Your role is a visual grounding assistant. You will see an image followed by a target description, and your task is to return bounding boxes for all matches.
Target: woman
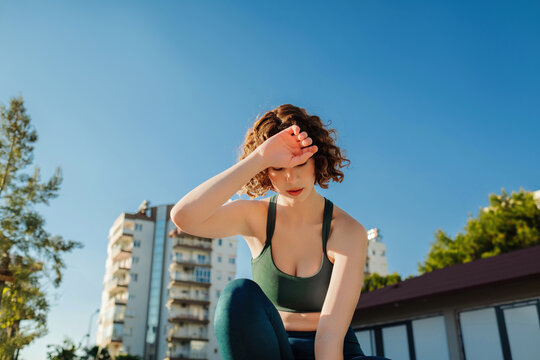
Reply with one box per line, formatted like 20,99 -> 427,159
170,104 -> 390,360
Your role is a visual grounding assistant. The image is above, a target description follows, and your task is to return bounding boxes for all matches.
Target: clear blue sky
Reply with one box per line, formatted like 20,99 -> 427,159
1,1 -> 539,358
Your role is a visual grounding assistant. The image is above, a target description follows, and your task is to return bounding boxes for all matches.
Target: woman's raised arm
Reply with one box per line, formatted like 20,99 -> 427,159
170,124 -> 317,238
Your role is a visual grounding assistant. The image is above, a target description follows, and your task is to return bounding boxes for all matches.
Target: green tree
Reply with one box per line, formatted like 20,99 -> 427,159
46,337 -> 81,360
0,96 -> 83,357
79,346 -> 111,360
0,257 -> 48,360
362,272 -> 403,293
418,188 -> 540,274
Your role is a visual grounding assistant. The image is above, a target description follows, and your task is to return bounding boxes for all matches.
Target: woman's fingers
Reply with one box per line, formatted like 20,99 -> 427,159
297,145 -> 317,162
286,125 -> 300,136
301,137 -> 312,146
286,126 -> 315,152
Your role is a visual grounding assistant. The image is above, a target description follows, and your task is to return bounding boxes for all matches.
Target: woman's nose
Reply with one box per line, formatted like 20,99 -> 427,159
285,169 -> 297,181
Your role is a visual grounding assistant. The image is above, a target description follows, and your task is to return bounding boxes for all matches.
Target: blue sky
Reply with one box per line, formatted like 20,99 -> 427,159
1,0 -> 539,358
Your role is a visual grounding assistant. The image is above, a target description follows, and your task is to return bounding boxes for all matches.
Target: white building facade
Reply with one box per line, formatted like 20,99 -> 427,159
96,201 -> 237,360
365,227 -> 388,276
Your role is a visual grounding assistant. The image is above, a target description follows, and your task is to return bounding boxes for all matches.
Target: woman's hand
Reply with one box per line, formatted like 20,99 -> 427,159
256,125 -> 318,169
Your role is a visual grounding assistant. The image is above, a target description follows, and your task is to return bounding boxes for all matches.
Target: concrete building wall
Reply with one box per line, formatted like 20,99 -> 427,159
156,218 -> 176,360
366,227 -> 388,276
96,202 -> 242,359
97,214 -> 156,357
207,236 -> 238,360
123,218 -> 155,356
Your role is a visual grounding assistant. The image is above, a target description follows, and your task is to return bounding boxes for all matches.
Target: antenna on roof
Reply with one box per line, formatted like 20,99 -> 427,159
138,200 -> 150,214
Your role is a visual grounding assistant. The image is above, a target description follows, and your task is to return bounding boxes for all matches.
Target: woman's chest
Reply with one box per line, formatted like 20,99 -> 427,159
245,217 -> 341,276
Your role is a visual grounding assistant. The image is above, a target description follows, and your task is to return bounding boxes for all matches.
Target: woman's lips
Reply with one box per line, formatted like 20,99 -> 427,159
287,188 -> 303,196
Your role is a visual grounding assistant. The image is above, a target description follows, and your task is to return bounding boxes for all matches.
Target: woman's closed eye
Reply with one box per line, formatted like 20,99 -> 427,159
272,161 -> 307,171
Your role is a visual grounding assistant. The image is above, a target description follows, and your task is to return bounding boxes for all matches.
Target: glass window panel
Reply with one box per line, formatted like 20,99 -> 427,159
459,307 -> 503,360
382,324 -> 410,360
503,305 -> 540,360
412,316 -> 449,360
355,329 -> 375,356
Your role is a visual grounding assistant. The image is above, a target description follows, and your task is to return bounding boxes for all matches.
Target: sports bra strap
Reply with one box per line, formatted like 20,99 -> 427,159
265,195 -> 278,246
322,197 -> 333,252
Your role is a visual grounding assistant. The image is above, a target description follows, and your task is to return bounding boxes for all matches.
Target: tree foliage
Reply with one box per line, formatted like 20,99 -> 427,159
0,257 -> 48,359
0,96 -> 83,358
46,338 -> 80,360
79,346 -> 111,360
418,188 -> 540,274
362,272 -> 403,293
46,340 -> 117,360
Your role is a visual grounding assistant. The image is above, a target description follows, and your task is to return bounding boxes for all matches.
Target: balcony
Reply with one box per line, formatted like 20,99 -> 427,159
102,309 -> 126,326
110,232 -> 133,248
169,311 -> 209,325
169,273 -> 211,288
168,343 -> 209,360
107,277 -> 129,297
109,323 -> 124,344
167,328 -> 209,342
171,255 -> 211,268
168,353 -> 207,360
168,292 -> 210,307
173,238 -> 212,251
111,243 -> 133,262
111,260 -> 131,275
114,298 -> 127,306
107,294 -> 128,307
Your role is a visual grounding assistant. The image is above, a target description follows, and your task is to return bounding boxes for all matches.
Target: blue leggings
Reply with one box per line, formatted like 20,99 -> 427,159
214,278 -> 390,360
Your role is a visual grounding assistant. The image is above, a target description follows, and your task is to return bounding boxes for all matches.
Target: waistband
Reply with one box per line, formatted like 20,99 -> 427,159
285,329 -> 317,337
286,325 -> 354,338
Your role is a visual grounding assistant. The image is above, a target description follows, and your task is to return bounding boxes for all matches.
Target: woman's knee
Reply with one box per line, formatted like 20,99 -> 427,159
221,278 -> 264,303
214,278 -> 265,326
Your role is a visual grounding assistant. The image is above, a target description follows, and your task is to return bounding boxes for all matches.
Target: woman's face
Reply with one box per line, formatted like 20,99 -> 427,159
267,157 -> 316,198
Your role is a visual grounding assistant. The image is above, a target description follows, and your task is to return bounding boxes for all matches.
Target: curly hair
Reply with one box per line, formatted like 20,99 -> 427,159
237,104 -> 351,199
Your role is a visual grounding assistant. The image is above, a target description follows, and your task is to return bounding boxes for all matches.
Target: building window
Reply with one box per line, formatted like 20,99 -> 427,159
229,242 -> 232,247
218,239 -> 222,246
458,300 -> 540,360
195,267 -> 211,283
133,240 -> 141,248
355,315 -> 449,359
216,290 -> 221,298
218,256 -> 222,263
381,250 -> 386,256
372,250 -> 376,256
229,258 -> 235,264
133,256 -> 139,264
128,294 -> 135,299
197,254 -> 207,264
135,224 -> 143,231
131,273 -> 138,281
228,276 -> 232,281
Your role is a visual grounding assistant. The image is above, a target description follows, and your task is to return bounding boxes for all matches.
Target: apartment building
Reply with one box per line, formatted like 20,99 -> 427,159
96,201 -> 237,360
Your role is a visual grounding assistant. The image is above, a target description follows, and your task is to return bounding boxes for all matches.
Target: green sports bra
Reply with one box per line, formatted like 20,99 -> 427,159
250,194 -> 334,313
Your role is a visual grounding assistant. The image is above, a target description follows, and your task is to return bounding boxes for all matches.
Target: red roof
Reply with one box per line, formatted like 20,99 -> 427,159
356,244 -> 540,310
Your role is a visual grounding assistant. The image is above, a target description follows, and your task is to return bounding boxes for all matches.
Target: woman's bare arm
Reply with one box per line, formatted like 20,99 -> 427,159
170,124 -> 317,239
170,150 -> 268,237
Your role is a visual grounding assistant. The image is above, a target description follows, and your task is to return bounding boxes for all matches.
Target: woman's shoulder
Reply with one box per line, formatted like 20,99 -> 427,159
331,202 -> 367,238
